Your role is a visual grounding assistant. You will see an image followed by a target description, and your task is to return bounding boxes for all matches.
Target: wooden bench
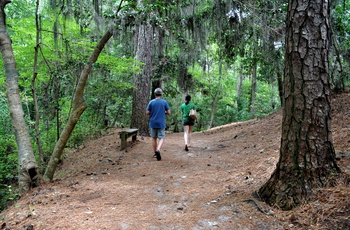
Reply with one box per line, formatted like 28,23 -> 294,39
119,128 -> 138,150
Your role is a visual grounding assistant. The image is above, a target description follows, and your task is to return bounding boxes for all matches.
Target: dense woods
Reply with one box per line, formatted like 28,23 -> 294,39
0,0 -> 349,211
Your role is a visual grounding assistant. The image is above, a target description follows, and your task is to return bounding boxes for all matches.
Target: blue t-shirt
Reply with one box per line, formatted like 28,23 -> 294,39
146,98 -> 170,129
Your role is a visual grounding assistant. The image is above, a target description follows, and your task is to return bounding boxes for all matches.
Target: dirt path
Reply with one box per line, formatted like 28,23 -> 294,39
1,93 -> 350,230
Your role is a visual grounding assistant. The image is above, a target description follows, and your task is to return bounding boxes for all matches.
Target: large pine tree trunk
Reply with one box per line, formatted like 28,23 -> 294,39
131,8 -> 154,136
258,0 -> 340,210
151,24 -> 167,96
0,0 -> 39,192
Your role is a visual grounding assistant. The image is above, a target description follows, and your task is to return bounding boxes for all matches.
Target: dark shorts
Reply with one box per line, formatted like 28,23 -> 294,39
183,119 -> 195,126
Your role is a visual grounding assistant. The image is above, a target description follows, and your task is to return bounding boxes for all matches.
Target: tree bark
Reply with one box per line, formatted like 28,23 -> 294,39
258,0 -> 340,210
236,66 -> 244,110
44,28 -> 114,181
277,70 -> 283,107
0,0 -> 39,193
31,0 -> 45,174
249,62 -> 257,117
131,1 -> 154,136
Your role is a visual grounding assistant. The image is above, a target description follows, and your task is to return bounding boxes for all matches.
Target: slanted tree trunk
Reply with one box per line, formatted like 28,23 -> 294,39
258,0 -> 340,210
44,28 -> 114,181
43,0 -> 125,181
0,0 -> 39,192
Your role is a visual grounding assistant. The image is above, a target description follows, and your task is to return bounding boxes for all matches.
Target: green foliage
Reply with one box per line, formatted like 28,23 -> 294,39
4,0 -> 36,19
0,1 -> 143,167
1,0 -> 346,212
1,0 -> 283,154
0,95 -> 17,159
334,2 -> 350,48
187,59 -> 280,128
332,1 -> 350,88
255,83 -> 280,117
0,96 -> 18,212
0,184 -> 19,211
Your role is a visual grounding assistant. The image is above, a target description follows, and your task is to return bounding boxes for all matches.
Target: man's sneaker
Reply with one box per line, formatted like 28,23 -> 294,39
155,150 -> 161,161
185,145 -> 189,151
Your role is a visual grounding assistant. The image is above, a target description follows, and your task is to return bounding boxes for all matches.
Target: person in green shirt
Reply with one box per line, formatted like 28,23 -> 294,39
180,95 -> 197,151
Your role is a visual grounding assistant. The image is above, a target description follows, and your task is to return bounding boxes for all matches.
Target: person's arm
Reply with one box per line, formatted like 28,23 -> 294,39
146,101 -> 151,115
165,101 -> 171,115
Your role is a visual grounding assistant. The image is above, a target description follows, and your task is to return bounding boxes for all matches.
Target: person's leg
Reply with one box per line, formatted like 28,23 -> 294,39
154,129 -> 165,161
150,128 -> 157,152
188,125 -> 193,147
183,125 -> 189,151
152,138 -> 157,152
157,138 -> 164,151
184,125 -> 189,145
154,139 -> 162,161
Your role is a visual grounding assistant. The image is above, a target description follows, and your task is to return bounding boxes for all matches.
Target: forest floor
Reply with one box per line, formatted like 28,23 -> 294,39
1,93 -> 350,230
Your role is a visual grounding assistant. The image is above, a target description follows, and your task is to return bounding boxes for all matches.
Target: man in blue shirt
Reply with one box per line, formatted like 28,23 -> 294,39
146,88 -> 171,161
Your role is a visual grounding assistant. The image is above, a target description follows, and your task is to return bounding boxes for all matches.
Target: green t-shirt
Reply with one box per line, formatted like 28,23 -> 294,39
180,102 -> 196,121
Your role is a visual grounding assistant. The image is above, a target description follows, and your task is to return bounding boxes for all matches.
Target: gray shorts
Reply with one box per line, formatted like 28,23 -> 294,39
150,128 -> 166,139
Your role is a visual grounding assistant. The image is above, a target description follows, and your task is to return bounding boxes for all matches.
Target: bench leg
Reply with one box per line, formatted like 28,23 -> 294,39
132,134 -> 137,141
120,133 -> 127,150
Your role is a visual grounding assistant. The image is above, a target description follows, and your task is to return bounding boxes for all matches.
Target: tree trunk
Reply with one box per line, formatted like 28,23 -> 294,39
0,0 -> 39,193
330,25 -> 344,92
236,67 -> 244,110
258,0 -> 340,210
207,0 -> 223,129
112,98 -> 125,127
277,70 -> 283,107
208,92 -> 218,129
31,0 -> 45,174
249,62 -> 257,117
44,28 -> 114,181
131,4 -> 154,136
151,26 -> 164,99
45,2 -> 125,180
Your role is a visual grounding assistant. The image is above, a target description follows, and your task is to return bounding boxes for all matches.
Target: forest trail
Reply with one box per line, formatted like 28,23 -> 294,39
1,93 -> 350,230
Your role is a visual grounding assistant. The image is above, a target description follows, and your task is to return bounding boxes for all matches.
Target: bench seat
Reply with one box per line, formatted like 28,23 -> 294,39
119,128 -> 138,150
